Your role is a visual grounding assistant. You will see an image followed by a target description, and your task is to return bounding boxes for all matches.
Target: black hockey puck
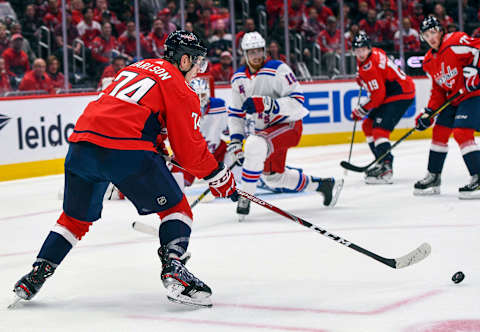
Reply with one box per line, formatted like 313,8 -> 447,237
452,271 -> 465,284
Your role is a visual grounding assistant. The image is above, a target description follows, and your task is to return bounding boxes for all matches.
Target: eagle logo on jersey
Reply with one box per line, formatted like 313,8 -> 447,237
362,62 -> 372,71
434,62 -> 458,89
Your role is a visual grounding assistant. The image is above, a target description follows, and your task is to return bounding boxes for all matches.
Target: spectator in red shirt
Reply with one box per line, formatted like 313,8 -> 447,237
0,23 -> 9,56
378,9 -> 397,43
3,34 -> 30,79
394,17 -> 420,52
19,58 -> 54,94
433,4 -> 453,31
0,58 -> 12,96
308,0 -> 333,26
145,18 -> 168,58
359,9 -> 383,43
408,3 -> 425,31
266,40 -> 287,63
70,0 -> 85,25
209,51 -> 233,82
472,26 -> 480,39
98,55 -> 126,90
118,21 -> 148,61
46,55 -> 69,91
317,16 -> 347,77
235,18 -> 256,49
90,22 -> 119,74
77,7 -> 102,47
281,0 -> 307,32
43,0 -> 62,29
10,23 -> 37,65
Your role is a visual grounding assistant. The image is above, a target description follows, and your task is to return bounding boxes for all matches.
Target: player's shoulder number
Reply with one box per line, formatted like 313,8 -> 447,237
109,70 -> 156,103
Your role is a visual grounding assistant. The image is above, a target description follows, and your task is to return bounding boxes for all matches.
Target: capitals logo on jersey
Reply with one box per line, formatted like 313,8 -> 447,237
434,62 -> 458,89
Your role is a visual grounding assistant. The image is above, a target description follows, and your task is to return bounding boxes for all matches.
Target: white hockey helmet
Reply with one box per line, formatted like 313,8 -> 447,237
241,31 -> 266,67
190,77 -> 210,108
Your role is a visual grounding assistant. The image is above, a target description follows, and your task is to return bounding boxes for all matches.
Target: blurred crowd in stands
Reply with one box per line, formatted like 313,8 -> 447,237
0,0 -> 479,96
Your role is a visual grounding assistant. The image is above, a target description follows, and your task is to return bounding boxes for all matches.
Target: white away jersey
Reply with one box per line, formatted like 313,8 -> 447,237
228,60 -> 308,141
200,97 -> 228,154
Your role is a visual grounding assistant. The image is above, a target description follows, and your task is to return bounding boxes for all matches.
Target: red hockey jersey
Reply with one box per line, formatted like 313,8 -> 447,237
422,32 -> 480,110
357,47 -> 415,111
69,58 -> 218,179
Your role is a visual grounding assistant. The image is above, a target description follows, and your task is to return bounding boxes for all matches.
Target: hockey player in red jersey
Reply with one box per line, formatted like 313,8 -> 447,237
352,31 -> 415,184
11,31 -> 237,308
414,16 -> 480,199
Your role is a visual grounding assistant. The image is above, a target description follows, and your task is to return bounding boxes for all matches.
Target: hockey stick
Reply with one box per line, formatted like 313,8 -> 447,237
340,90 -> 463,173
236,190 -> 431,269
132,190 -> 431,269
343,87 -> 362,176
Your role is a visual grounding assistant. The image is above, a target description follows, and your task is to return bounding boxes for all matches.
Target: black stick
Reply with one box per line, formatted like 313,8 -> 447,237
340,90 -> 463,173
237,189 -> 431,269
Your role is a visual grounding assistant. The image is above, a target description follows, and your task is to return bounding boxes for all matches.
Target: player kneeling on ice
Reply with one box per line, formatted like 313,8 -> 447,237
227,31 -> 343,221
11,30 -> 237,309
413,16 -> 480,199
352,31 -> 415,184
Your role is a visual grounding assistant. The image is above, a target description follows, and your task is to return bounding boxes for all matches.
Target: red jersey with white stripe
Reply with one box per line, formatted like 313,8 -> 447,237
357,47 -> 415,111
422,32 -> 480,110
69,58 -> 218,179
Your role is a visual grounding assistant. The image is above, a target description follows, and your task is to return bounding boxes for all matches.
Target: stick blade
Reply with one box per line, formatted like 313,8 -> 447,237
394,243 -> 431,269
340,161 -> 367,173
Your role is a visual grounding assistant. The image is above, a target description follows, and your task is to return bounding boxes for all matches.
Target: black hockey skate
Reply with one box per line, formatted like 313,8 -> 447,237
365,160 -> 393,184
158,246 -> 212,308
414,172 -> 441,195
311,177 -> 343,207
236,196 -> 250,222
10,260 -> 56,308
459,174 -> 480,199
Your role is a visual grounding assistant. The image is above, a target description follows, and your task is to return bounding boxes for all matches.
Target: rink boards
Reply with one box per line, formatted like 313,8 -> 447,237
0,77 -> 437,181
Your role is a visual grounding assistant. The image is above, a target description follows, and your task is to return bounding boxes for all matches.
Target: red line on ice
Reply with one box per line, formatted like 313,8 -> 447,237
214,290 -> 443,316
126,315 -> 329,331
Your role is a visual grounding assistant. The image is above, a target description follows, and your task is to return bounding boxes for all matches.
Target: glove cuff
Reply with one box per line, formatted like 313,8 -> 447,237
204,162 -> 225,181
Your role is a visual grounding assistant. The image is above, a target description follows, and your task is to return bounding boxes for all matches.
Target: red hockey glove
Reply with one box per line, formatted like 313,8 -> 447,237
226,139 -> 244,166
241,96 -> 278,115
463,65 -> 480,93
351,105 -> 368,121
415,108 -> 435,131
204,163 -> 238,201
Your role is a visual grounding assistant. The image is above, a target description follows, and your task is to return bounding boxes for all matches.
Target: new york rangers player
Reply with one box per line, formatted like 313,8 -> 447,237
227,31 -> 343,221
11,30 -> 237,308
414,16 -> 480,199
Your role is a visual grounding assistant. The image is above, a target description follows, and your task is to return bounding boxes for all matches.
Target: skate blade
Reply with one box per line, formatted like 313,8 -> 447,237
327,179 -> 344,208
237,214 -> 247,222
166,284 -> 212,308
413,187 -> 440,196
458,191 -> 480,200
364,177 -> 393,185
7,295 -> 22,309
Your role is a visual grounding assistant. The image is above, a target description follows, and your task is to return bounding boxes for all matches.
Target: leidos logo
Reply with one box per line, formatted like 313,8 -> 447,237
0,113 -> 11,131
17,115 -> 75,150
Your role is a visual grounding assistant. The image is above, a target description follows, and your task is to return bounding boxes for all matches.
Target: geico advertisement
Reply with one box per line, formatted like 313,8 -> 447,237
216,78 -> 431,135
0,95 -> 96,165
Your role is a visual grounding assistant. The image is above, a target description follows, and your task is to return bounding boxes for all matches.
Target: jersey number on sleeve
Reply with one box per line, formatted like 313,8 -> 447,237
367,79 -> 379,91
285,73 -> 297,85
109,71 -> 156,103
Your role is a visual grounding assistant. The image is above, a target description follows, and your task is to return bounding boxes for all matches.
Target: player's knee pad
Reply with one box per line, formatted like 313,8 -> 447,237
56,212 -> 92,241
244,135 -> 268,165
453,127 -> 475,146
157,195 -> 193,228
432,125 -> 452,144
362,118 -> 374,136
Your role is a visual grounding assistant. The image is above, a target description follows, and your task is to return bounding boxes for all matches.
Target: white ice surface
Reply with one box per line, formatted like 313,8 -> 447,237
1,139 -> 479,332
